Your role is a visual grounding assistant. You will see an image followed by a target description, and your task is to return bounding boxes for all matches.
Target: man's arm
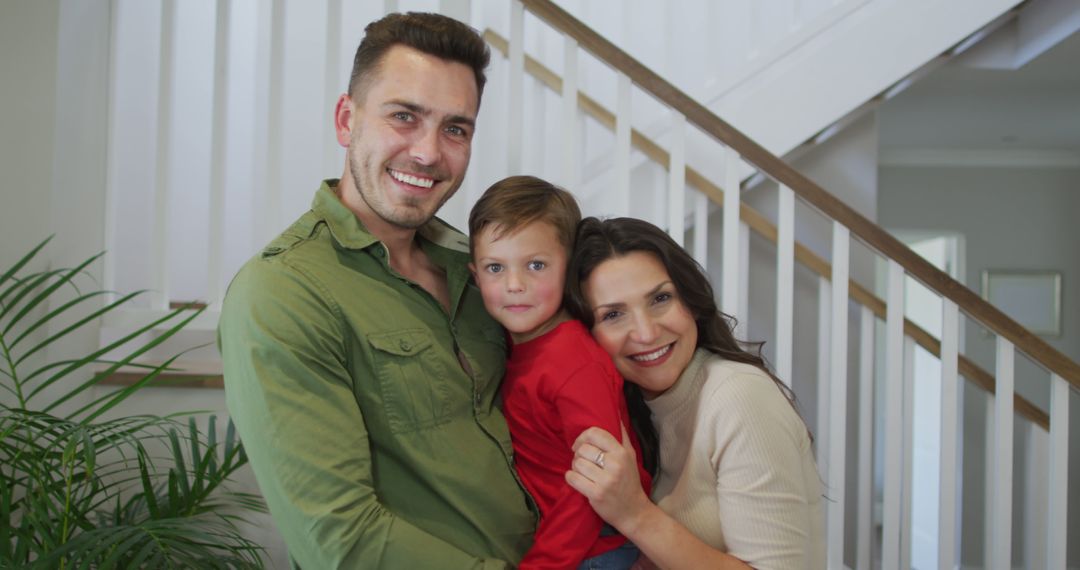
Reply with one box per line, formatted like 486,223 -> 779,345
219,261 -> 510,569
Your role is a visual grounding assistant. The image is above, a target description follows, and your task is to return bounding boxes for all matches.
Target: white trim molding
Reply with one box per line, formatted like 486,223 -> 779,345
880,147 -> 1080,168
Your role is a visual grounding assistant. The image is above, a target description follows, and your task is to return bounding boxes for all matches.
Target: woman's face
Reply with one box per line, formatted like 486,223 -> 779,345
583,251 -> 698,399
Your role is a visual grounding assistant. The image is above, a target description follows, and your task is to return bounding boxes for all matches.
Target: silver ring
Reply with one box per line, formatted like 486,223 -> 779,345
594,450 -> 605,469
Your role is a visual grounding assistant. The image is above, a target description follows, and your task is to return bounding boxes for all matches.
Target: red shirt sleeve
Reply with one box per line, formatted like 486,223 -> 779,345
517,361 -> 625,570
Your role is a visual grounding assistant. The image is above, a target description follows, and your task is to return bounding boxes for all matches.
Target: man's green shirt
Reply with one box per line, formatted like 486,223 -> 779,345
218,181 -> 536,569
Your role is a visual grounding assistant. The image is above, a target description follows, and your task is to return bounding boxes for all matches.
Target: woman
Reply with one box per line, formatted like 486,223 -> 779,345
564,217 -> 824,570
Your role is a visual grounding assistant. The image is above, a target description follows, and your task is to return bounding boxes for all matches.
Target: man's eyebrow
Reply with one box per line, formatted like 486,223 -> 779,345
385,100 -> 428,115
385,99 -> 475,128
447,114 -> 476,129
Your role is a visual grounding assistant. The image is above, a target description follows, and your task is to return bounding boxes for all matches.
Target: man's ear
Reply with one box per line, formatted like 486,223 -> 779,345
333,94 -> 354,147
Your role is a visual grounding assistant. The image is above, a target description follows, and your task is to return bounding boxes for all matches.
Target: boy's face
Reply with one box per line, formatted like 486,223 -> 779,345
470,221 -> 569,344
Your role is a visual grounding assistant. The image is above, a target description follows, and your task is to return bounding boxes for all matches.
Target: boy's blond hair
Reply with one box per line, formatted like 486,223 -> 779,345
468,175 -> 581,255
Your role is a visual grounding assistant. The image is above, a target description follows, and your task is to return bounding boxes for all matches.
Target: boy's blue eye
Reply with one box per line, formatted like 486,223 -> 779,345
486,263 -> 503,273
527,260 -> 546,271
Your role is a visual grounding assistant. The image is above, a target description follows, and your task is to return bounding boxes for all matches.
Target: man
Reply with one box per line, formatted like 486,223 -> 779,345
218,13 -> 536,569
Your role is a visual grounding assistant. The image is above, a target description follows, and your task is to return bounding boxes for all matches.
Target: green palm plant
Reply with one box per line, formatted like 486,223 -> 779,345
0,237 -> 266,569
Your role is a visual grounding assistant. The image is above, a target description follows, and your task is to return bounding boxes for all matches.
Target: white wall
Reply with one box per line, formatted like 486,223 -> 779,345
0,0 -> 57,277
0,0 -> 59,408
879,164 -> 1080,568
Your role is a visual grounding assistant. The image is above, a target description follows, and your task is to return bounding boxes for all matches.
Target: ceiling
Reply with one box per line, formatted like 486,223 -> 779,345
878,25 -> 1080,155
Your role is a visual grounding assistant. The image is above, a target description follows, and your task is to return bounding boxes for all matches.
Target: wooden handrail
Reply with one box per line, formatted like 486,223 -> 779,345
516,0 -> 1080,391
485,28 -> 1051,429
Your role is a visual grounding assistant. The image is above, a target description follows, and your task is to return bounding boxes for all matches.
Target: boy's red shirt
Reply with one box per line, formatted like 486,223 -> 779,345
502,319 -> 653,570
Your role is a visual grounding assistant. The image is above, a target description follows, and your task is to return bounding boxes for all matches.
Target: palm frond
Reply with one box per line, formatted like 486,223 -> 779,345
1,240 -> 266,568
1,251 -> 103,337
0,236 -> 52,292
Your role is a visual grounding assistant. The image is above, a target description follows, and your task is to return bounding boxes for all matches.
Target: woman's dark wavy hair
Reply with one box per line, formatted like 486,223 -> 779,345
565,217 -> 808,475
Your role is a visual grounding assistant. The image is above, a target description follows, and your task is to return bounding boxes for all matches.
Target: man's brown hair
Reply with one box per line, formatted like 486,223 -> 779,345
348,12 -> 490,106
468,176 -> 582,256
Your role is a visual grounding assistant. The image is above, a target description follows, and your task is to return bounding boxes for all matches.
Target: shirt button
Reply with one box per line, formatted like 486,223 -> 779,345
399,340 -> 412,352
474,392 -> 481,406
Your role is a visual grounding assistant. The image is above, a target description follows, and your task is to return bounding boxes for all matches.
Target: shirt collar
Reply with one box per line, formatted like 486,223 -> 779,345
312,179 -> 471,254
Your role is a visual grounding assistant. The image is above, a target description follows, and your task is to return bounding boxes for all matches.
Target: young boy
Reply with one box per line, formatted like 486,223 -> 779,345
468,175 -> 652,570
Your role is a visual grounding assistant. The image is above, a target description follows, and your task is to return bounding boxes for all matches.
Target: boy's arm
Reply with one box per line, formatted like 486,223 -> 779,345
517,361 -> 627,570
219,263 -> 510,570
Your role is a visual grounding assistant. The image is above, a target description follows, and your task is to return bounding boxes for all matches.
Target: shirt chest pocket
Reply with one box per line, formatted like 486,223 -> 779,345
367,329 -> 453,434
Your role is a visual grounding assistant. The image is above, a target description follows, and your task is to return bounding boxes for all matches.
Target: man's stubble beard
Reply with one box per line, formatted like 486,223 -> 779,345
347,134 -> 461,231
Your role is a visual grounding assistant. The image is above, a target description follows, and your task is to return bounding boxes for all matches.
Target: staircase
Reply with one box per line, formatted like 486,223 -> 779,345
62,0 -> 1079,568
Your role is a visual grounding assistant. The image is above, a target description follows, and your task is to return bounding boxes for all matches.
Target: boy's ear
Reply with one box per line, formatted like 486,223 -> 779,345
468,261 -> 478,280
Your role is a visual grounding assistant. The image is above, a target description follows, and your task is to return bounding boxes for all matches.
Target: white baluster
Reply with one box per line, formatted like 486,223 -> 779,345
207,0 -> 232,307
528,74 -> 546,174
253,0 -> 285,245
938,299 -> 960,570
983,393 -> 995,570
1025,420 -> 1047,570
775,184 -> 794,383
901,336 -> 914,570
693,190 -> 708,270
322,0 -> 343,180
614,74 -> 631,217
1047,373 -> 1069,570
991,337 -> 1014,570
737,221 -> 750,338
667,114 -> 686,246
561,36 -> 579,190
827,222 -> 849,569
856,305 -> 874,570
103,0 -> 123,303
817,275 -> 831,479
152,0 -> 177,310
721,148 -> 740,320
507,0 -> 524,173
439,0 -> 470,21
882,260 -> 904,570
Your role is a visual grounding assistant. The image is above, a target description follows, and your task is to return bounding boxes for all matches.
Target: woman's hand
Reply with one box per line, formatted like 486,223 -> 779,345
567,424 -> 753,570
565,424 -> 653,535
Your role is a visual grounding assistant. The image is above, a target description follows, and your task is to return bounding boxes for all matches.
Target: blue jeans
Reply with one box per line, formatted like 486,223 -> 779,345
577,527 -> 640,570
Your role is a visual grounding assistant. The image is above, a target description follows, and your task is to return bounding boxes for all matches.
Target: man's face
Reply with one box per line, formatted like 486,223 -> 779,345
341,45 -> 478,230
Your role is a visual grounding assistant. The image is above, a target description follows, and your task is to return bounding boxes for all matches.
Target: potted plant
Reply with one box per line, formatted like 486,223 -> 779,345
0,238 -> 266,568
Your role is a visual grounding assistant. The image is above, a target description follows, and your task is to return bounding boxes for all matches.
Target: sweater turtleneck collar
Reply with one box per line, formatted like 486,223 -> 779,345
644,348 -> 713,417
